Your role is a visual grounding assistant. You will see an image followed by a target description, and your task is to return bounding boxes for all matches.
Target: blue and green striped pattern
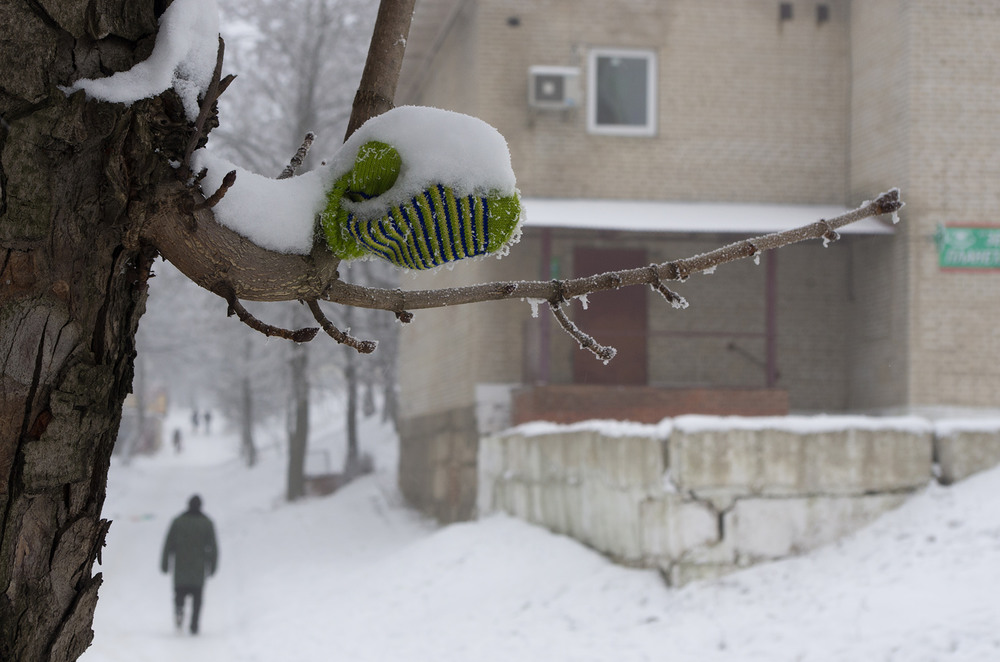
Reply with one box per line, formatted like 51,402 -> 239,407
321,141 -> 521,270
341,187 -> 518,270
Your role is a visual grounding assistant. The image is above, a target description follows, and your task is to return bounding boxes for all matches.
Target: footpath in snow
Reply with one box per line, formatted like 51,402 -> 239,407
82,408 -> 1000,662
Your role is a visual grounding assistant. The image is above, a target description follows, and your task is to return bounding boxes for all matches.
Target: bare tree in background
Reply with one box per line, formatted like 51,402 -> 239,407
0,0 -> 899,658
210,0 -> 396,497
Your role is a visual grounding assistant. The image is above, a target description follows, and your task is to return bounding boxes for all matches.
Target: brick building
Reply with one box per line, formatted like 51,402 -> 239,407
390,0 -> 1000,521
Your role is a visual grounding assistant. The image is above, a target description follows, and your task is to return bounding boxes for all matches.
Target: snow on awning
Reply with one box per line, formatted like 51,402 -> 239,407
520,198 -> 895,235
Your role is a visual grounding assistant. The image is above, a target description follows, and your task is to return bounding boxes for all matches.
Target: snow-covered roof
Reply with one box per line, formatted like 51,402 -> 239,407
521,198 -> 896,235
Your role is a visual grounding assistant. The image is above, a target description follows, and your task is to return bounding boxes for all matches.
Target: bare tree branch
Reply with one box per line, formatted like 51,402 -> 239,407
183,36 -> 234,171
221,287 -> 320,342
344,0 -> 416,139
306,299 -> 377,353
650,273 -> 689,309
550,302 -> 617,363
321,189 -> 903,312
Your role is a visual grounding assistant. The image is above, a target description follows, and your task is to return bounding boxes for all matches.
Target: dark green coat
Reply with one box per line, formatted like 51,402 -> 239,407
161,510 -> 218,587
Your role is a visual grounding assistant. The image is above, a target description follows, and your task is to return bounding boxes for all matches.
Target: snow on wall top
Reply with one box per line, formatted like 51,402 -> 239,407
672,414 -> 933,435
507,419 -> 673,439
506,415 -> 936,438
934,418 -> 1000,437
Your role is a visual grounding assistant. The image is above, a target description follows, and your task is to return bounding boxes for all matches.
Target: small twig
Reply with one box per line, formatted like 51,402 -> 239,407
183,36 -> 229,171
306,299 -> 377,354
820,220 -> 840,247
196,170 -> 236,210
218,73 -> 236,96
278,133 -> 316,180
549,302 -> 617,363
221,288 -> 319,342
649,265 -> 689,309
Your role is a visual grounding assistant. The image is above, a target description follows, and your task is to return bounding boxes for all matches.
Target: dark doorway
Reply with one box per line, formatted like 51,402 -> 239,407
572,247 -> 648,385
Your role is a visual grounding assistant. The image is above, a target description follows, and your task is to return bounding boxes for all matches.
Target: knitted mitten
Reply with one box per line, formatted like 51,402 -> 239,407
320,140 -> 522,270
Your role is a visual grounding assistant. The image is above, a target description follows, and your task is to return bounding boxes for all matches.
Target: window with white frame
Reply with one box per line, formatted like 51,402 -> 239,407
587,48 -> 657,136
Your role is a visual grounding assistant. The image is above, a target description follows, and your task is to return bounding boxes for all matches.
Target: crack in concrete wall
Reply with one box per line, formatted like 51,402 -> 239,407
480,420 -> 1000,585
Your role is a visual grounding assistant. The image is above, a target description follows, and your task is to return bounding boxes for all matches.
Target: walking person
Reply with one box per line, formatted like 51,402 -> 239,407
161,495 -> 218,634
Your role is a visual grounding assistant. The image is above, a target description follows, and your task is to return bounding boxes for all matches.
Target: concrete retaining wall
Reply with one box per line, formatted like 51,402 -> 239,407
478,416 -> 1000,585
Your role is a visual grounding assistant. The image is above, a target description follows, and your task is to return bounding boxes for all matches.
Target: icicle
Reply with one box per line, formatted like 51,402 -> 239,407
526,299 -> 542,318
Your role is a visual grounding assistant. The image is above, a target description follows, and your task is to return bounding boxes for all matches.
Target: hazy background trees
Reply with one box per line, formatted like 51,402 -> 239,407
133,0 -> 398,499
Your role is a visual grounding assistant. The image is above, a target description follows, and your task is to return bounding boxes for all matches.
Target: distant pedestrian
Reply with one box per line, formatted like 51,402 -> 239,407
172,429 -> 182,454
191,410 -> 200,434
203,410 -> 212,434
161,495 -> 218,635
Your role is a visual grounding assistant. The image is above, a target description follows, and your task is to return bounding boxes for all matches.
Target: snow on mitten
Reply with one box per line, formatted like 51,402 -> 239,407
320,106 -> 522,270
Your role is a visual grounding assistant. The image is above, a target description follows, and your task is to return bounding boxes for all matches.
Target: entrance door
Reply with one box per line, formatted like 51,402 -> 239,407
572,247 -> 648,385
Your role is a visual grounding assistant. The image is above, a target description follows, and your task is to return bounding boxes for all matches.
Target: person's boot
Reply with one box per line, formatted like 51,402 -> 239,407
190,621 -> 199,635
174,610 -> 183,631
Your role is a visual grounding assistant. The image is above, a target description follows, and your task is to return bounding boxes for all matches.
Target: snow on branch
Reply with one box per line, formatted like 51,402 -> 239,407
134,0 -> 903,359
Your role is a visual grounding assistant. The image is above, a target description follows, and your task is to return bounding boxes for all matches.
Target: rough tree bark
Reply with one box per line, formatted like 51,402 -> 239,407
0,2 -> 196,659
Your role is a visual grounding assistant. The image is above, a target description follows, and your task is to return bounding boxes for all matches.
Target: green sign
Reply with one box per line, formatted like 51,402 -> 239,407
937,226 -> 1000,269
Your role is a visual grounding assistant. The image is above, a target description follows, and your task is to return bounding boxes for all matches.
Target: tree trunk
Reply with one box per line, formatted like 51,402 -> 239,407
0,3 -> 181,658
0,0 -> 198,662
240,375 -> 257,468
343,307 -> 360,474
285,331 -> 310,501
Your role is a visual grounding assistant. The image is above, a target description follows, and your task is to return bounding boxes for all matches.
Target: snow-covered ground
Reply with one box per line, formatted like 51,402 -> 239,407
82,405 -> 1000,662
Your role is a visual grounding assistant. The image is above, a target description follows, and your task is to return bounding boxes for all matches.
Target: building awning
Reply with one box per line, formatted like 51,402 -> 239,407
521,198 -> 895,235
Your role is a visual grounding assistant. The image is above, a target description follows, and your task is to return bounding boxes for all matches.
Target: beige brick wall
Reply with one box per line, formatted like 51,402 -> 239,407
850,0 -> 1000,410
397,0 -> 1000,428
419,0 -> 851,205
905,1 -> 1000,408
401,227 -> 860,413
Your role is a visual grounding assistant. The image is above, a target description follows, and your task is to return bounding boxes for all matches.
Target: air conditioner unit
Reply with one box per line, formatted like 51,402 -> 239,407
528,66 -> 580,110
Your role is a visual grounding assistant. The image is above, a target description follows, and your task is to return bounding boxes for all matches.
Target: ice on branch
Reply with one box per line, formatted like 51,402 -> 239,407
62,0 -> 220,120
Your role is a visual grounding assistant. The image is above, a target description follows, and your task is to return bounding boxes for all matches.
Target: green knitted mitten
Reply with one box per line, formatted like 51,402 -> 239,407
321,140 -> 522,270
